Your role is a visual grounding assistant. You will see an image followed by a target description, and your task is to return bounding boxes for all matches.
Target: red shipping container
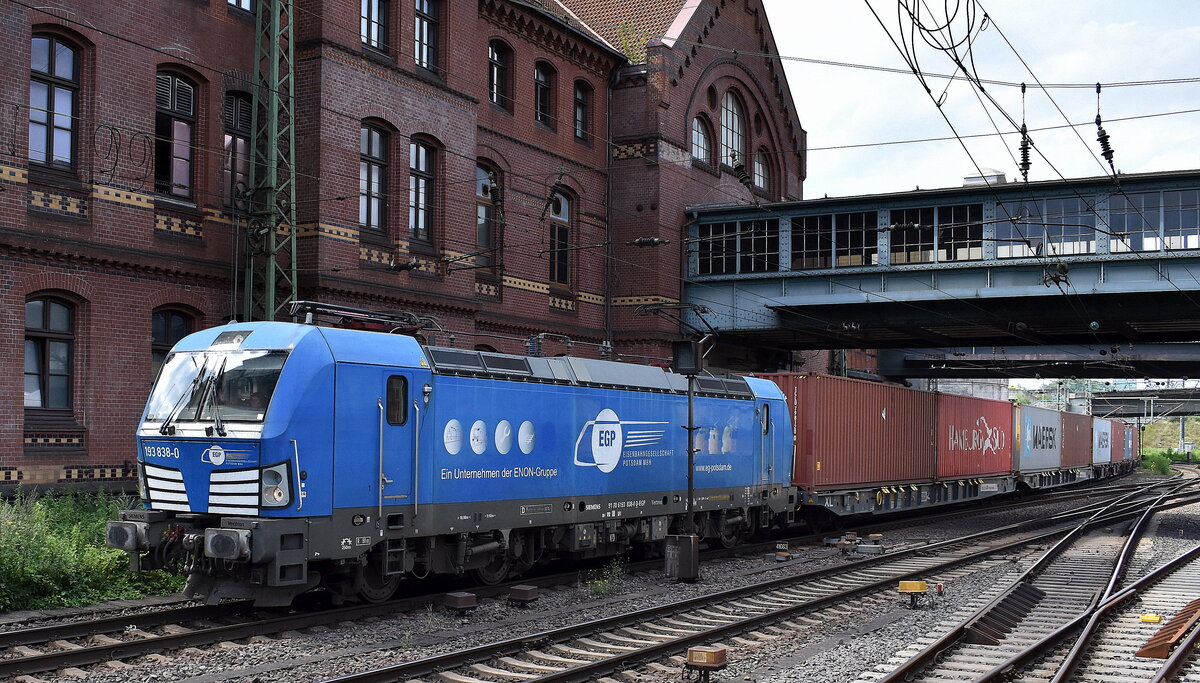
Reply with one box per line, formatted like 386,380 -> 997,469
757,373 -> 935,490
935,394 -> 1014,478
1111,421 -> 1126,462
1061,411 -> 1093,467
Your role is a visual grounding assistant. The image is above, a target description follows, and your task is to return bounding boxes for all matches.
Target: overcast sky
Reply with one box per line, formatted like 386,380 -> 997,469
758,1 -> 1200,199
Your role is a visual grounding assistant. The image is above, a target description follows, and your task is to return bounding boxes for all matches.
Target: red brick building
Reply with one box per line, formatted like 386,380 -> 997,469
0,0 -> 805,490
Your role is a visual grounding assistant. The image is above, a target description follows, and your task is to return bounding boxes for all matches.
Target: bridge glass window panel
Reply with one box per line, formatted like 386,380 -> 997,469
835,211 -> 878,267
996,200 -> 1038,258
697,222 -> 738,275
888,207 -> 935,264
1110,192 -> 1160,252
738,219 -> 779,274
791,214 -> 832,270
1041,198 -> 1095,256
1163,189 -> 1200,250
937,203 -> 983,261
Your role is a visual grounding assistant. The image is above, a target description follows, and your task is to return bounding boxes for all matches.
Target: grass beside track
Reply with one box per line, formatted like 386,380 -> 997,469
0,489 -> 183,613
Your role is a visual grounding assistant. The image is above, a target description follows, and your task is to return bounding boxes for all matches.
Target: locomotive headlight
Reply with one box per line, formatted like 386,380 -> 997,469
136,466 -> 147,501
259,462 -> 291,507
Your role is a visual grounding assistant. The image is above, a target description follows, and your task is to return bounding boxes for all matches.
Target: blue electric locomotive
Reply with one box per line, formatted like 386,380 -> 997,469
107,313 -> 793,605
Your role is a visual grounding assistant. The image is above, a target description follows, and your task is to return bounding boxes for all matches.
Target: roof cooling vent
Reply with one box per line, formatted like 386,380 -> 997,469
963,168 -> 1007,186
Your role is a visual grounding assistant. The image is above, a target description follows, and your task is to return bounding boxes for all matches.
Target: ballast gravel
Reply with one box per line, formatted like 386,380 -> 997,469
12,473 -> 1196,683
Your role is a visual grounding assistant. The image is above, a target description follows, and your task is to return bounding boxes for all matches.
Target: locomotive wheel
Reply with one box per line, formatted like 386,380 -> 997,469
357,560 -> 402,603
471,555 -> 511,585
718,526 -> 745,549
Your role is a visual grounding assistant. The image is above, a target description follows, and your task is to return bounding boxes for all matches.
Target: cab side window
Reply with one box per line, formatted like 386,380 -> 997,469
386,375 -> 408,425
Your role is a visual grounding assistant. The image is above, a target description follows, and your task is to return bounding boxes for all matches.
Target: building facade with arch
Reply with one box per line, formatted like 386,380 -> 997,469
0,0 -> 805,490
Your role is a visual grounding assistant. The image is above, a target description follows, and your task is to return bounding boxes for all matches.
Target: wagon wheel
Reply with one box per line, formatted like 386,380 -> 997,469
357,556 -> 402,603
472,554 -> 511,586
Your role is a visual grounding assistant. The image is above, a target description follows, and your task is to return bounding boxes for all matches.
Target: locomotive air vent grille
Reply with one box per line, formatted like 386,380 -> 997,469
144,463 -> 191,512
695,377 -> 728,393
722,377 -> 753,396
480,353 -> 532,375
427,348 -> 486,372
208,467 -> 260,515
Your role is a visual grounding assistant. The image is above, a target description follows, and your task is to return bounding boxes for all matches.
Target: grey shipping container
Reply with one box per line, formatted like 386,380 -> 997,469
1092,418 -> 1113,464
1014,405 -> 1062,472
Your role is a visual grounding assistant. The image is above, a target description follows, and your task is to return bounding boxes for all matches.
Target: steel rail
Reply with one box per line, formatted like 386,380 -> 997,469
874,489 -> 1200,683
1046,545 -> 1200,683
324,488 -> 1198,683
0,601 -> 251,649
0,476 -> 1165,679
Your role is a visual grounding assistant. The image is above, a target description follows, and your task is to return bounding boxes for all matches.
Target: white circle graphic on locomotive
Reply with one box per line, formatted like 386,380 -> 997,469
495,420 -> 513,454
444,419 -> 463,455
203,444 -> 226,466
518,420 -> 536,454
470,420 -> 488,454
591,408 -> 624,473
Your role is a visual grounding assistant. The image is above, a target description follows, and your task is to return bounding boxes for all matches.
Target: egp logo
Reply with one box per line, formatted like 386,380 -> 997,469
201,444 -> 227,466
573,409 -> 666,474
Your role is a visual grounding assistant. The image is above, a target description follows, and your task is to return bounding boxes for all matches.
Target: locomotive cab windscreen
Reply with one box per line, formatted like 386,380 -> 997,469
144,349 -> 287,433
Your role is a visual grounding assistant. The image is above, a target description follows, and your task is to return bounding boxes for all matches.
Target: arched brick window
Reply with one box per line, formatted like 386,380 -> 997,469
691,116 -> 713,165
29,34 -> 79,168
152,309 -> 194,377
25,297 -> 73,409
155,71 -> 197,197
534,61 -> 556,128
720,90 -> 745,167
360,124 -> 388,232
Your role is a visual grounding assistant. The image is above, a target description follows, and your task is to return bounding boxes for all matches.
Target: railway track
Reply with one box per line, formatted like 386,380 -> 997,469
862,483 -> 1198,683
313,487 -> 1197,683
1039,546 -> 1200,682
0,478 -> 1179,680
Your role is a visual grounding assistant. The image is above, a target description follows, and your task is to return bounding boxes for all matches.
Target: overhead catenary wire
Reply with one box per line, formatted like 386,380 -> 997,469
8,0 -> 1197,379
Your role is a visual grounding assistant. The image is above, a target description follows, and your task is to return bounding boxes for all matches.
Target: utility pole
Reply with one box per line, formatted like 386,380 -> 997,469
243,0 -> 298,321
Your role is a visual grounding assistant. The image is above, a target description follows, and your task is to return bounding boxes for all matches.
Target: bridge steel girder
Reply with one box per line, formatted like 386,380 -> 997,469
687,252 -> 1200,351
877,343 -> 1200,381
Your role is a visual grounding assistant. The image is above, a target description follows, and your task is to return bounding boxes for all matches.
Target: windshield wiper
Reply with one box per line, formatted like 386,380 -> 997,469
204,357 -> 229,437
159,358 -> 206,436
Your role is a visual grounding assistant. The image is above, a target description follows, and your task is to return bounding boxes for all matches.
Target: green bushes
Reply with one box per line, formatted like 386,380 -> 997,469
1140,452 -> 1173,475
0,489 -> 183,612
1141,447 -> 1193,462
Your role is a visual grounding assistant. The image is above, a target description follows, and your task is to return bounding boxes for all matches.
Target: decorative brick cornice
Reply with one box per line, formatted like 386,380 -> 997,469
480,0 -> 619,79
